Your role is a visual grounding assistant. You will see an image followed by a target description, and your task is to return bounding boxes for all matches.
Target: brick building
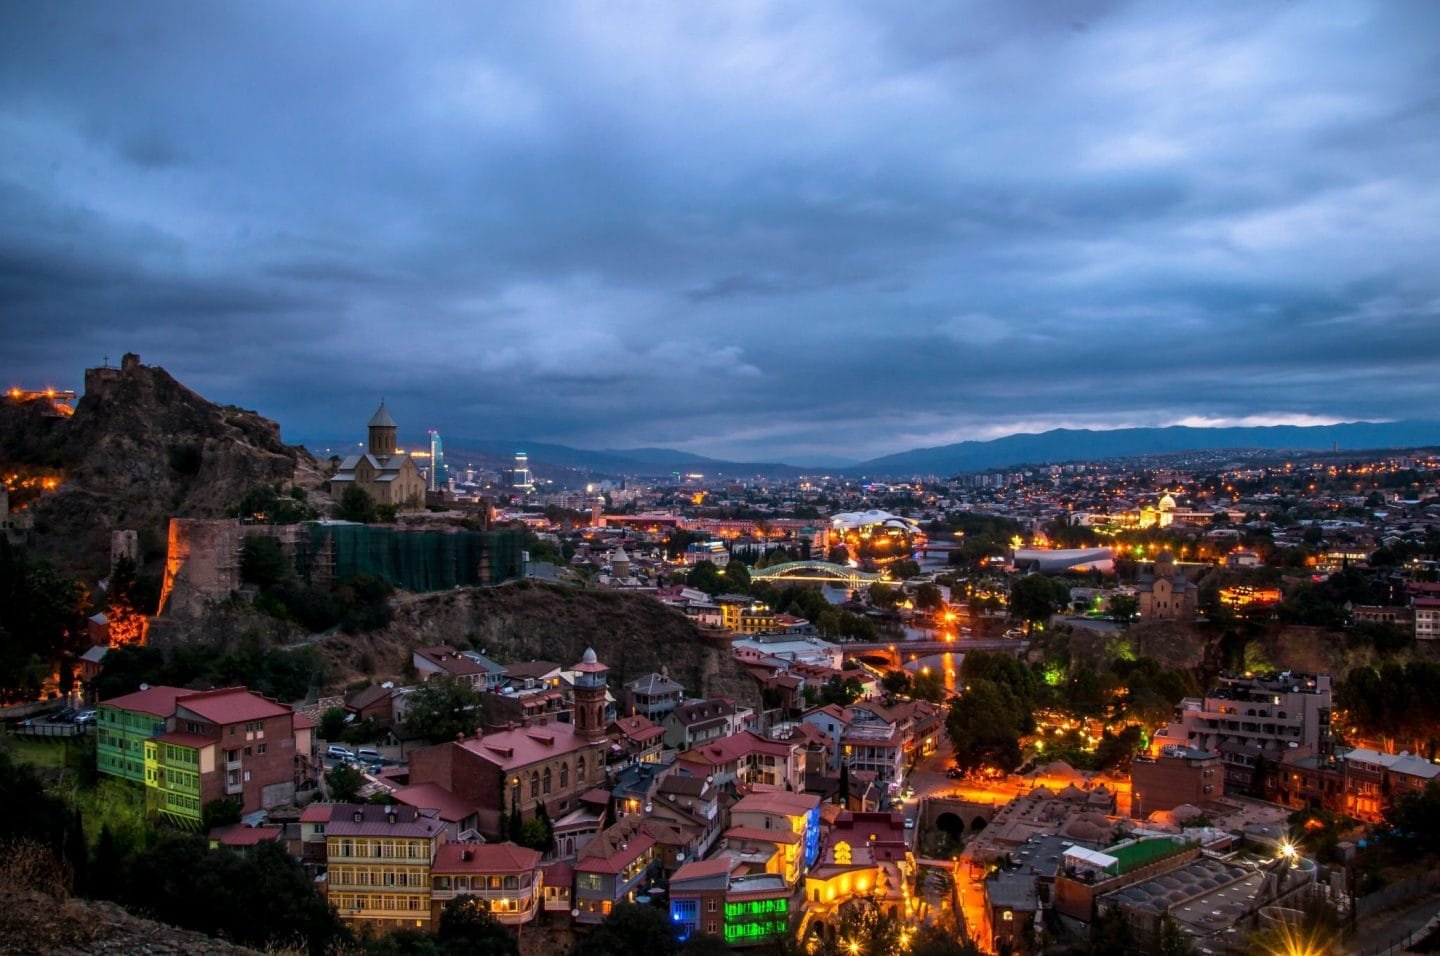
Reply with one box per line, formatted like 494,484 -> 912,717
408,650 -> 610,838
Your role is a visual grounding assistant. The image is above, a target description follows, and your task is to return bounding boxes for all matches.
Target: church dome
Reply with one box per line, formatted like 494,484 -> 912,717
368,402 -> 397,428
581,647 -> 597,664
1158,493 -> 1177,511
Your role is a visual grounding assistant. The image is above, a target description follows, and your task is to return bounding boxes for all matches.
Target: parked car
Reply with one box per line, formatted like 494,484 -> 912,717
904,817 -> 916,830
73,710 -> 97,725
326,745 -> 354,761
356,748 -> 382,763
946,768 -> 963,779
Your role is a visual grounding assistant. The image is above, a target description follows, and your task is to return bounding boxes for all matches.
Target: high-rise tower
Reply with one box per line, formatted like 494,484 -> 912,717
572,648 -> 609,744
427,429 -> 449,492
512,451 -> 534,493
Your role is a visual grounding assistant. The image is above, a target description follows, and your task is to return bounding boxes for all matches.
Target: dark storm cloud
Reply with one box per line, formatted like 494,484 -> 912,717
2,1 -> 1439,463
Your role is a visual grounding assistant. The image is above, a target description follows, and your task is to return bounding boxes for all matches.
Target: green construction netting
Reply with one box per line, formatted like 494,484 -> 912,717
305,524 -> 525,592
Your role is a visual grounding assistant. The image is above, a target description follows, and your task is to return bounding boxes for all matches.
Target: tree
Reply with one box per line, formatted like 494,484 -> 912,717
240,535 -> 289,589
231,482 -> 317,524
400,675 -> 484,742
947,681 -> 1026,773
880,670 -> 912,698
437,896 -> 520,955
577,902 -> 679,956
202,797 -> 243,830
335,485 -> 377,523
820,676 -> 864,707
685,560 -> 726,596
909,925 -> 982,956
114,835 -> 349,954
724,561 -> 752,591
1108,594 -> 1139,623
326,762 -> 364,802
911,668 -> 946,703
1009,574 -> 1070,632
516,808 -> 552,852
318,706 -> 350,741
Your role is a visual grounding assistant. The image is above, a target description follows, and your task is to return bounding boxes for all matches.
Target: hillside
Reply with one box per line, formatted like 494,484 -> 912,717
0,354 -> 326,577
306,581 -> 759,705
0,889 -> 260,956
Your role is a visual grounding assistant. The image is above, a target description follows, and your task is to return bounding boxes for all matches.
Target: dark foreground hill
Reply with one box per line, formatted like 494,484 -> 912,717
0,888 -> 259,956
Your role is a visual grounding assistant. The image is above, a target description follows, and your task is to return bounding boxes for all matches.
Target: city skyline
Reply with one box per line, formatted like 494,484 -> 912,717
3,2 -> 1439,462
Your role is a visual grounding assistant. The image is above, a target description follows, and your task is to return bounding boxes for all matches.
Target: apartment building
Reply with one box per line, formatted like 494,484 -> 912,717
1151,673 -> 1333,794
98,684 -> 313,827
324,804 -> 447,932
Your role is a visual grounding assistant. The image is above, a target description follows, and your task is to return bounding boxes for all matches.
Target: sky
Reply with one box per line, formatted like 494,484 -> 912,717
3,2 -> 1439,465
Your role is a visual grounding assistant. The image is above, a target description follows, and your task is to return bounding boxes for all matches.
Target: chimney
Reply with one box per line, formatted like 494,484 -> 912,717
386,805 -> 397,825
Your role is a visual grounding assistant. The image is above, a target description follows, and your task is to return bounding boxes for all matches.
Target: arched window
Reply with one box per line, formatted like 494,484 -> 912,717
577,755 -> 586,783
560,762 -> 570,789
511,780 -> 521,808
530,771 -> 540,798
543,767 -> 552,795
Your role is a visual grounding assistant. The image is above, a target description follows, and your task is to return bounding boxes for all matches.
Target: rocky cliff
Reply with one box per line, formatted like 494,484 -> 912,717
309,580 -> 760,705
0,354 -> 325,578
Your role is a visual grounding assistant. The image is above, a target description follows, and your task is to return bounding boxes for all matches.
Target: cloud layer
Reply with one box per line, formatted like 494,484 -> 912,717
2,1 -> 1438,463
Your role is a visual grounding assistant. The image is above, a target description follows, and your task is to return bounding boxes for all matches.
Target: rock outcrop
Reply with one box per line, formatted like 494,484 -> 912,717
0,354 -> 323,578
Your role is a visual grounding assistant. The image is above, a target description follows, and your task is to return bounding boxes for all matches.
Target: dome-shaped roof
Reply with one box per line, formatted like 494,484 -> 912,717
581,647 -> 597,664
369,402 -> 397,428
1158,493 -> 1177,511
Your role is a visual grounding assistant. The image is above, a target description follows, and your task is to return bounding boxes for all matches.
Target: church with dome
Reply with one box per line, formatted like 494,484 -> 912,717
329,402 -> 426,509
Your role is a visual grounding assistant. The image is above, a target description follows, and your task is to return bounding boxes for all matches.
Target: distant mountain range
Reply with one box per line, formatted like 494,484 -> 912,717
848,420 -> 1440,476
302,420 -> 1440,481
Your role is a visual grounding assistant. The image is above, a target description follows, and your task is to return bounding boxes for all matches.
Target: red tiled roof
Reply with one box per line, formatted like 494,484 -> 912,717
724,825 -> 800,845
176,687 -> 291,725
415,646 -> 485,676
391,783 -> 474,823
211,824 -> 284,846
324,803 -> 445,838
542,860 -> 574,886
732,790 -> 820,817
455,722 -> 592,771
576,832 -> 655,874
681,730 -> 794,767
671,857 -> 737,883
301,804 -> 334,823
100,684 -> 188,718
293,711 -> 316,730
432,841 -> 541,875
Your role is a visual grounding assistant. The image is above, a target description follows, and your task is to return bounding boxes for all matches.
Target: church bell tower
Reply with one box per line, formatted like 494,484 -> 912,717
572,648 -> 609,744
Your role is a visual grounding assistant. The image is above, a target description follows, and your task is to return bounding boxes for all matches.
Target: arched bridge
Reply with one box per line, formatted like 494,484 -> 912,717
751,560 -> 886,588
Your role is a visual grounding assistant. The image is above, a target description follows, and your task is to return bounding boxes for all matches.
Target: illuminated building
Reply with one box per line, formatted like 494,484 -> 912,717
801,811 -> 913,938
1218,585 -> 1282,608
1151,673 -> 1334,794
511,451 -> 534,493
426,429 -> 448,492
428,842 -> 543,926
669,861 -> 792,945
826,510 -> 924,567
